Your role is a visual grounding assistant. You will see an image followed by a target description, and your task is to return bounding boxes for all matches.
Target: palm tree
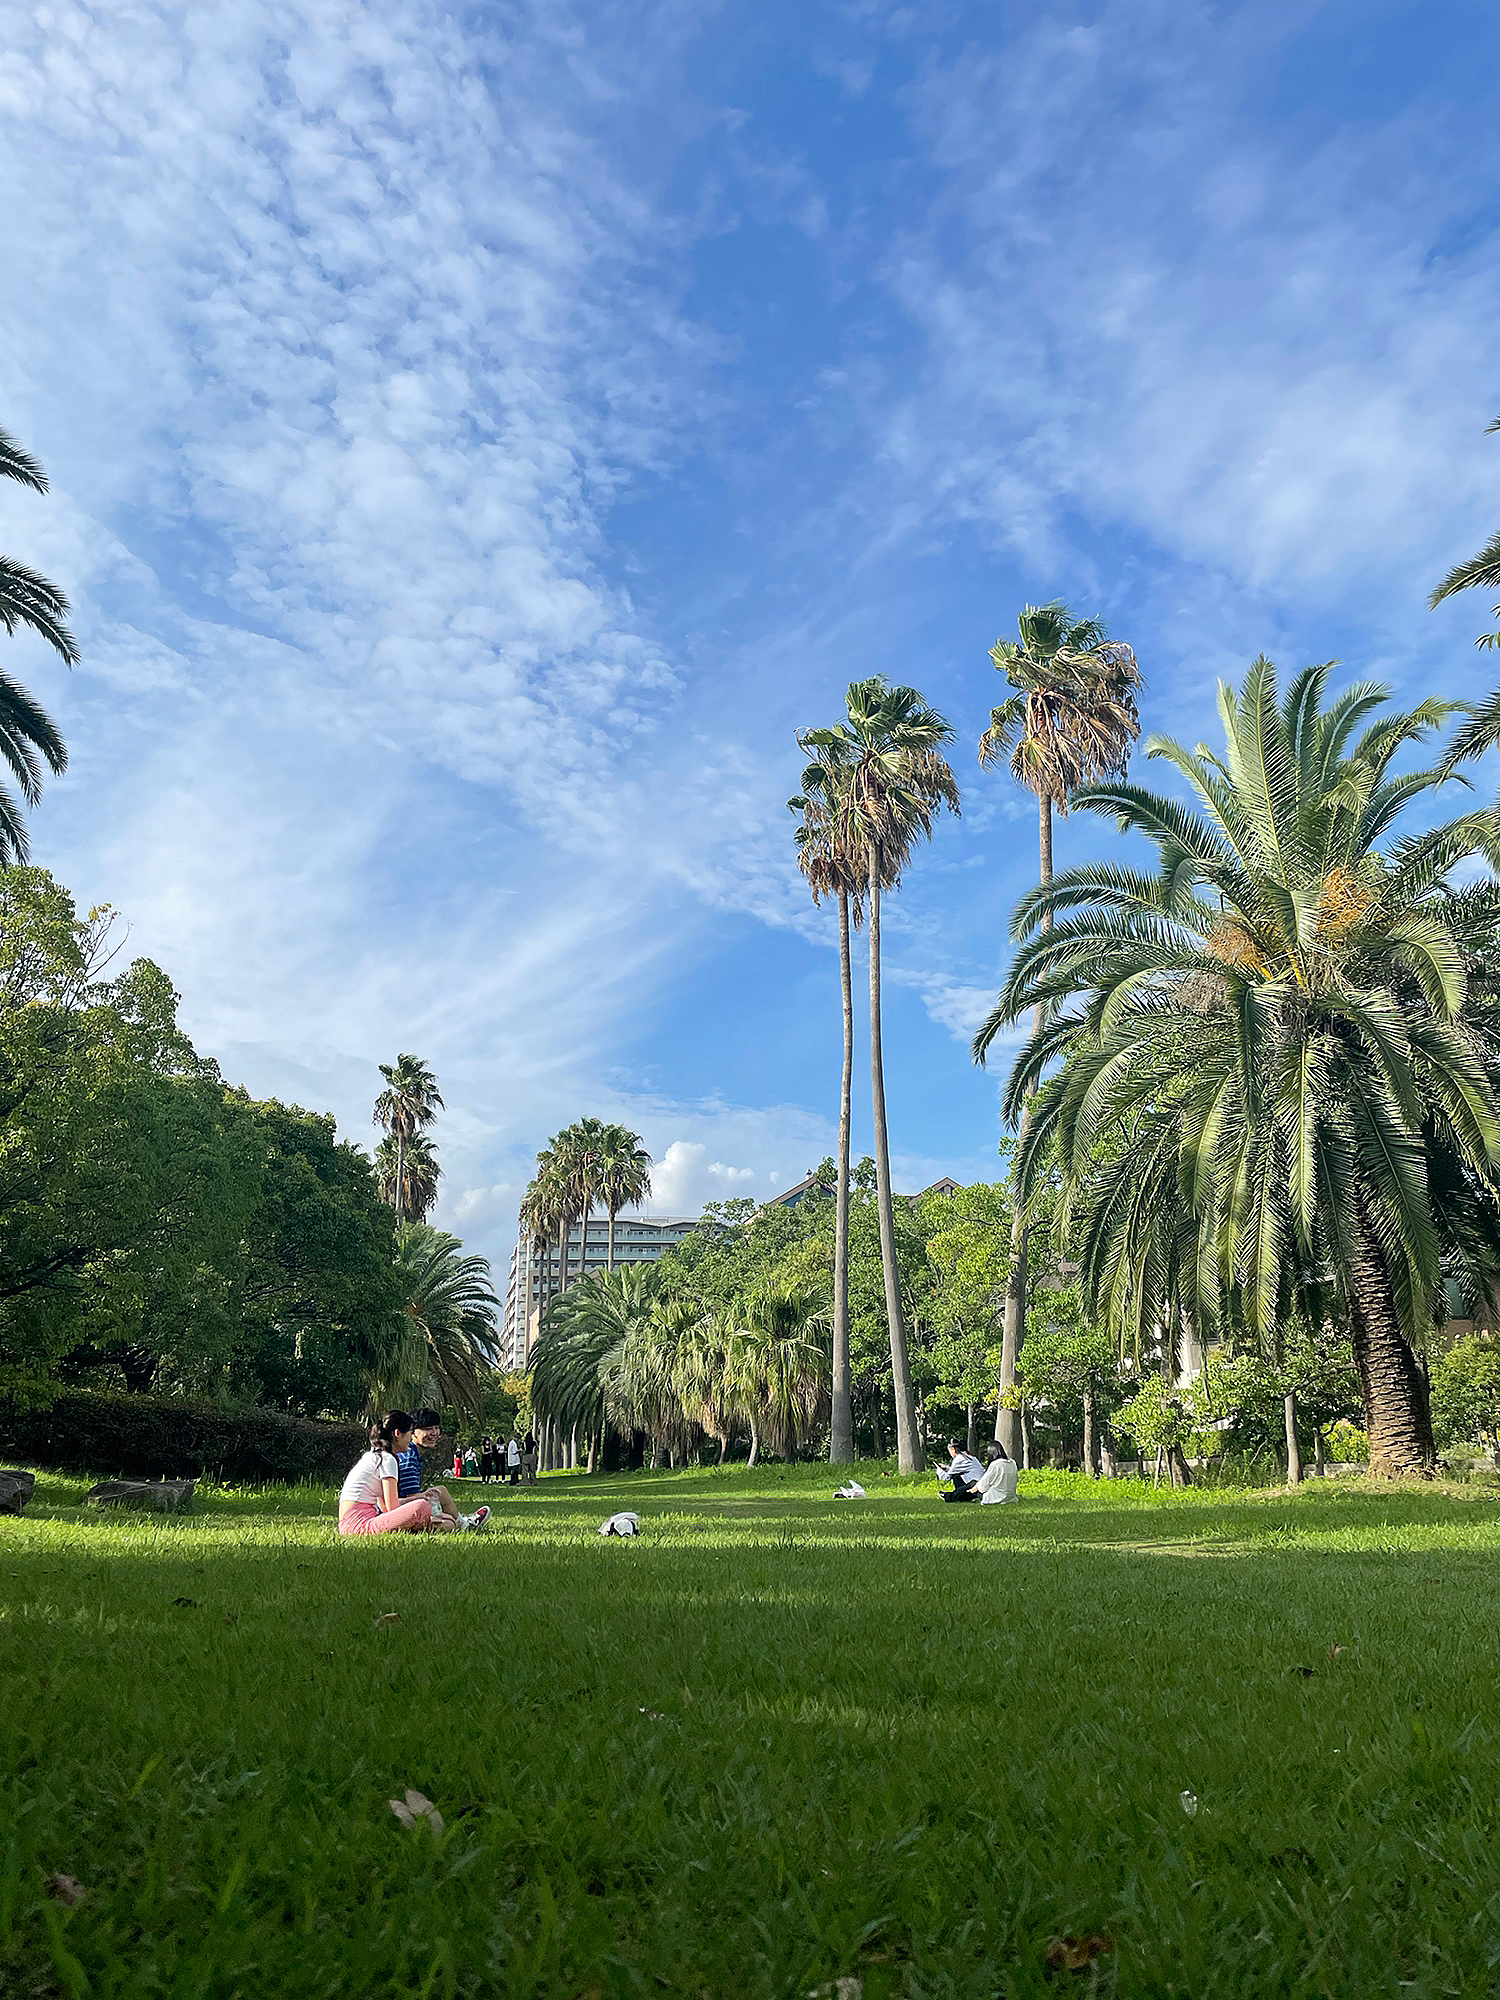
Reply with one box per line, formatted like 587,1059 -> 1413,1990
976,601 -> 1143,1454
373,1056 -> 444,1222
597,1123 -> 652,1270
1430,414 -> 1500,652
728,1285 -> 830,1464
563,1117 -> 609,1283
531,1263 -> 657,1465
0,425 -> 76,863
369,1221 -> 501,1420
789,744 -> 866,1465
981,655 -> 1500,1476
800,679 -> 959,1473
375,1129 -> 440,1222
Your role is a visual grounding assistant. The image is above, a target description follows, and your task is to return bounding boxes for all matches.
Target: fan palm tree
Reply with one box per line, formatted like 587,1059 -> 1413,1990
373,1055 -> 444,1222
369,1221 -> 501,1420
728,1285 -> 830,1465
563,1116 -> 609,1283
597,1123 -> 652,1269
789,743 -> 866,1464
981,655 -> 1500,1475
531,1262 -> 656,1461
799,679 -> 959,1473
0,425 -> 76,864
977,601 -> 1143,1453
375,1129 -> 440,1222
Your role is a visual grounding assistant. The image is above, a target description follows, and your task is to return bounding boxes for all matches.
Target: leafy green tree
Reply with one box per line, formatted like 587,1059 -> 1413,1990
1017,1295 -> 1124,1474
976,602 -> 1143,1453
0,426 -> 75,862
981,657 -> 1500,1476
799,679 -> 960,1472
728,1285 -> 829,1464
1113,1373 -> 1194,1484
1430,1334 -> 1500,1463
921,1183 -> 1010,1447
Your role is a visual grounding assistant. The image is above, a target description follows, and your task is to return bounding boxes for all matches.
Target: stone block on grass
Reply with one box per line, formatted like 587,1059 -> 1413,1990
0,1469 -> 34,1514
85,1478 -> 195,1513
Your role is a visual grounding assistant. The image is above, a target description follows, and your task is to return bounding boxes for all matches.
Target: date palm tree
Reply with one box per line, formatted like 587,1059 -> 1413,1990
984,655 -> 1500,1476
369,1221 -> 501,1420
373,1055 -> 444,1223
0,425 -> 77,863
597,1123 -> 652,1269
800,679 -> 959,1473
790,744 -> 866,1464
976,601 -> 1143,1454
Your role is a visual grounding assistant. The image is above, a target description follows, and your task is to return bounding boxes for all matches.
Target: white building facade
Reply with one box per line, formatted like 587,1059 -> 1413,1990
500,1214 -> 698,1370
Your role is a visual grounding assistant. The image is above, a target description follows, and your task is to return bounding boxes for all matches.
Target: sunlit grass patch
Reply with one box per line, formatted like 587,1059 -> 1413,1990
5,1463 -> 1500,1998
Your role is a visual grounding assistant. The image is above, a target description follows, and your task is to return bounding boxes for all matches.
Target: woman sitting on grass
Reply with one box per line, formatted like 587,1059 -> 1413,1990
338,1412 -> 455,1537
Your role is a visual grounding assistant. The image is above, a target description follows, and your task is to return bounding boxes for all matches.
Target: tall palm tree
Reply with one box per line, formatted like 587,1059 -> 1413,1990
563,1117 -> 609,1285
800,679 -> 959,1473
0,425 -> 76,863
373,1055 -> 444,1222
368,1221 -> 501,1420
981,656 -> 1500,1476
375,1129 -> 440,1222
728,1285 -> 830,1465
789,744 -> 866,1465
596,1123 -> 652,1270
976,601 -> 1143,1454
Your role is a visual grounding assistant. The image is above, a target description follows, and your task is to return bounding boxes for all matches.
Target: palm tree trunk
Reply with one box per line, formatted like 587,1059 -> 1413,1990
867,844 -> 920,1474
747,1413 -> 760,1469
1348,1207 -> 1434,1476
607,1205 -> 617,1273
395,1128 -> 405,1222
1284,1390 -> 1302,1487
997,795 -> 1053,1449
830,889 -> 855,1465
577,1206 -> 590,1286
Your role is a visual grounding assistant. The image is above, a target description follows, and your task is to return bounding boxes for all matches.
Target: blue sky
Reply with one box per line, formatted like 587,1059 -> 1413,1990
3,0 -> 1500,1273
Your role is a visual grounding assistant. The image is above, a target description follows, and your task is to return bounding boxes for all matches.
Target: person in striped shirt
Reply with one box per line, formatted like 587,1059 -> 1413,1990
399,1407 -> 488,1532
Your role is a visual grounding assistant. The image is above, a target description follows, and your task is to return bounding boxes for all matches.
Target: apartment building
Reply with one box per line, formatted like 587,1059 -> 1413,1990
500,1214 -> 698,1370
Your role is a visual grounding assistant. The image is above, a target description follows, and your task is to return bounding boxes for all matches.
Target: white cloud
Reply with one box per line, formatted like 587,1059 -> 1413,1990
646,1140 -> 759,1216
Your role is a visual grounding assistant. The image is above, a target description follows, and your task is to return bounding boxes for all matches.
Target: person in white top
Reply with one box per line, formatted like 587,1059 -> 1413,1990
505,1435 -> 522,1485
934,1438 -> 986,1502
975,1442 -> 1019,1505
338,1411 -> 457,1536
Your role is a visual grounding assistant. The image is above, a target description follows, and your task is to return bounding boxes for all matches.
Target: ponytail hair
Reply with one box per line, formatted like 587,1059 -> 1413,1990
370,1409 -> 413,1453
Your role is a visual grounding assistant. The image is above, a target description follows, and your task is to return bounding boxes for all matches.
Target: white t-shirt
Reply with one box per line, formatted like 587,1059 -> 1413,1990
978,1457 -> 1019,1505
506,1439 -> 521,1467
339,1449 -> 398,1515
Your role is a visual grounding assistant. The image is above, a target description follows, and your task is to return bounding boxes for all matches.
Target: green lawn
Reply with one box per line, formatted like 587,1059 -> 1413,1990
5,1464 -> 1500,1999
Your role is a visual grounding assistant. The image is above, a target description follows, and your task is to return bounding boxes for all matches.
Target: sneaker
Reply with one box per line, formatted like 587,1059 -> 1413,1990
462,1506 -> 491,1532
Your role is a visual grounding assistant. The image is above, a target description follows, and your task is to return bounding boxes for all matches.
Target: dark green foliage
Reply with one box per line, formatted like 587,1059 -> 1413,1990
0,1386 -> 365,1482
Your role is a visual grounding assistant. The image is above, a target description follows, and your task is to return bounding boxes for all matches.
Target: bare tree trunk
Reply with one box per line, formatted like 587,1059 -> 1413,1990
872,1393 -> 883,1461
1083,1382 -> 1096,1477
1348,1206 -> 1435,1476
569,1424 -> 578,1470
1020,1404 -> 1031,1470
1170,1444 -> 1194,1487
868,846 -> 920,1474
1284,1390 -> 1303,1487
965,1403 -> 977,1454
747,1414 -> 760,1468
577,1208 -> 590,1286
830,889 -> 856,1465
998,796 -> 1052,1451
1313,1425 -> 1326,1477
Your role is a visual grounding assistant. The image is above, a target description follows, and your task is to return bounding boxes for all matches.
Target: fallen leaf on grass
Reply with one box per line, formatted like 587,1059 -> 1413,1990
46,1875 -> 85,1907
1327,1644 -> 1346,1660
1045,1934 -> 1113,1973
807,1979 -> 863,1999
373,1611 -> 403,1629
638,1707 -> 677,1724
1290,1663 -> 1316,1678
388,1789 -> 444,1835
171,1596 -> 199,1608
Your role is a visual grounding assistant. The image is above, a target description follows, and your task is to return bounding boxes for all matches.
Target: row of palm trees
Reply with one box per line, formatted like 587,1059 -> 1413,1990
519,1119 -> 653,1291
530,1264 -> 828,1470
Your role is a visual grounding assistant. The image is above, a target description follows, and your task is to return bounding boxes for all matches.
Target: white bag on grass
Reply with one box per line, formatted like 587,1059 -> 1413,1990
834,1482 -> 867,1500
599,1511 -> 640,1536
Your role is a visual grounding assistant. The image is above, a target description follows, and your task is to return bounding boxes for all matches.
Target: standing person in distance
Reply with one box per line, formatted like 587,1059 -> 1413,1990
505,1433 -> 522,1485
521,1430 -> 538,1485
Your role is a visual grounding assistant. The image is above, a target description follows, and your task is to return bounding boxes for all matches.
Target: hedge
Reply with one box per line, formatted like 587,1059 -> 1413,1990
0,1387 -> 368,1485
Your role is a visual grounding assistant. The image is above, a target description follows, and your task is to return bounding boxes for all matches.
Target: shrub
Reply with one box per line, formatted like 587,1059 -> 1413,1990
0,1387 -> 365,1484
1324,1419 -> 1368,1463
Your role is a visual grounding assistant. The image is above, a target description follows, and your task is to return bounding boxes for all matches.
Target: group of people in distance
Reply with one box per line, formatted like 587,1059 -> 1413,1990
934,1438 -> 1019,1505
338,1409 -> 495,1537
454,1433 -> 535,1484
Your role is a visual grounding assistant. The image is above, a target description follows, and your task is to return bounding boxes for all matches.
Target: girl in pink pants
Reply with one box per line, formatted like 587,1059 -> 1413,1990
338,1412 -> 453,1537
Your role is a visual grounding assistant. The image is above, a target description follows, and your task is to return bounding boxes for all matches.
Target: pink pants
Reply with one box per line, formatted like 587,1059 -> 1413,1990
339,1498 -> 435,1536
